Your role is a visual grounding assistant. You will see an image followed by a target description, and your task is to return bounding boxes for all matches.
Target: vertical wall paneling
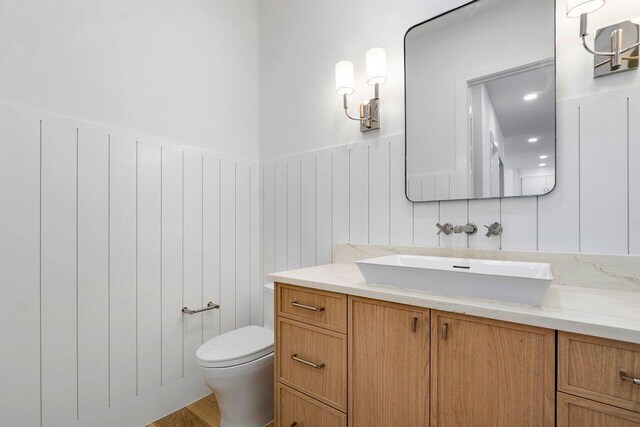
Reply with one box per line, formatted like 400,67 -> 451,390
301,155 -> 316,267
183,152 -> 204,375
286,159 -> 301,269
161,147 -> 184,384
630,96 -> 639,255
500,197 -> 538,251
136,142 -> 162,393
0,107 -> 41,425
580,98 -> 628,254
413,202 -> 439,247
250,164 -> 262,324
203,155 -> 221,340
219,160 -> 237,333
40,119 -> 78,425
262,164 -> 276,281
407,179 -> 422,201
315,152 -> 332,264
108,133 -> 138,407
332,149 -> 350,245
1,104 -> 264,426
538,102 -> 580,252
235,162 -> 251,328
349,146 -> 369,244
77,128 -> 110,417
389,138 -> 413,245
274,162 -> 288,272
439,200 -> 468,248
468,199 -> 501,250
368,141 -> 391,245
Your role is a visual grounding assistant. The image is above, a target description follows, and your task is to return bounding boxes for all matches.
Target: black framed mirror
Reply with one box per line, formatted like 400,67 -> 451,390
404,0 -> 556,202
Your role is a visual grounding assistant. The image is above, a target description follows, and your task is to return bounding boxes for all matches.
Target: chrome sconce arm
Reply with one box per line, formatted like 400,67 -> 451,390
341,83 -> 380,132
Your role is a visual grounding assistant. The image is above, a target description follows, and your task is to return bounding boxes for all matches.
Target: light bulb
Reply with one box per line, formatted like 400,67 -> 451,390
566,0 -> 605,18
335,61 -> 355,95
366,48 -> 387,86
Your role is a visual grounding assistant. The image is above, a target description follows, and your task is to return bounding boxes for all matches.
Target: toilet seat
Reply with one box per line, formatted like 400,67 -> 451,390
196,325 -> 274,368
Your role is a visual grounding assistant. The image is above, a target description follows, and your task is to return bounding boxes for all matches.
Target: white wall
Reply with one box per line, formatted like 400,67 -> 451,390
0,0 -> 260,425
259,0 -> 640,275
259,0 -> 640,159
0,0 -> 259,160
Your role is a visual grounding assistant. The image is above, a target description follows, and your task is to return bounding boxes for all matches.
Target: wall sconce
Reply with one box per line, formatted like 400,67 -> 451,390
335,48 -> 387,132
567,0 -> 639,78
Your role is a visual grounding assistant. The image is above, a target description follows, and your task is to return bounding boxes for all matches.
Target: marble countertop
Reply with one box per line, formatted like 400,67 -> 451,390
269,263 -> 640,345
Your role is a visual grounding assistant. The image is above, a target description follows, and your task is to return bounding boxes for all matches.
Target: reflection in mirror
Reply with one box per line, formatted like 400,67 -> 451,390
405,0 -> 556,202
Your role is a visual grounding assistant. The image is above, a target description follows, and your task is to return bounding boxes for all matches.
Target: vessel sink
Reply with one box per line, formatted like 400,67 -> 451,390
356,255 -> 553,306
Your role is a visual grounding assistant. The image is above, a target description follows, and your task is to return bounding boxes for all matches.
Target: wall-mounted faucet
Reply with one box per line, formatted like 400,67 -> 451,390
437,222 -> 501,237
484,222 -> 503,237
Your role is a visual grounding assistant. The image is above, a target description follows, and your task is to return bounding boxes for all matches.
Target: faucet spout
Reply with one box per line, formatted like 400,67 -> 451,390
453,223 -> 477,235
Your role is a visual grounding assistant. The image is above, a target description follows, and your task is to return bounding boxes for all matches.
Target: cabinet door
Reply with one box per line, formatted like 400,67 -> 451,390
431,311 -> 555,427
348,297 -> 429,426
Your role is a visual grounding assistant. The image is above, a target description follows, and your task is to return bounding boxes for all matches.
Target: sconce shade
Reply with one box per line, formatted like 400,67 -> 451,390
335,61 -> 355,95
566,0 -> 605,18
366,48 -> 387,85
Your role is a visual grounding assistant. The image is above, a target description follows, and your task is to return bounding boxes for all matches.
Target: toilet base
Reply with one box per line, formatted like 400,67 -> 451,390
200,352 -> 274,427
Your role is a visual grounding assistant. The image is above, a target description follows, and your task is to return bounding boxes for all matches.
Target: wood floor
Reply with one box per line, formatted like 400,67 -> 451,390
147,393 -> 274,427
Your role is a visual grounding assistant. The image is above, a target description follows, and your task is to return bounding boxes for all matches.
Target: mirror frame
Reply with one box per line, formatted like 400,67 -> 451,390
403,0 -> 557,203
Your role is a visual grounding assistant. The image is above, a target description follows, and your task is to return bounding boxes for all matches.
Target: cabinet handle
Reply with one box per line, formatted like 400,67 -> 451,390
291,353 -> 325,369
290,423 -> 298,427
411,317 -> 418,333
291,301 -> 325,312
620,371 -> 640,385
442,322 -> 449,340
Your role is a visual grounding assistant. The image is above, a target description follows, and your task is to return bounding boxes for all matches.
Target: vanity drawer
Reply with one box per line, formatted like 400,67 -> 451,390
557,392 -> 640,426
559,332 -> 640,412
276,317 -> 347,412
277,283 -> 347,333
276,383 -> 347,427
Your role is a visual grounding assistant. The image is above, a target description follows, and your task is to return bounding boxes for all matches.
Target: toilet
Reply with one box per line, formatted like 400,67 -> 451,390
196,283 -> 275,427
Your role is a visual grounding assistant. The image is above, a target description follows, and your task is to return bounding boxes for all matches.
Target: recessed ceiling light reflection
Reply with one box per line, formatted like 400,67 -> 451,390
528,137 -> 539,143
539,163 -> 547,167
524,93 -> 539,101
539,155 -> 548,159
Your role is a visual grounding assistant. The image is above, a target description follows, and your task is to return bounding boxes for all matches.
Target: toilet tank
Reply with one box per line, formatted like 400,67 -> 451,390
263,283 -> 275,330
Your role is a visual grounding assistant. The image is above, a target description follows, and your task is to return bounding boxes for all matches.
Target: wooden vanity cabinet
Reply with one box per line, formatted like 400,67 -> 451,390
275,283 -> 640,426
348,297 -> 430,426
430,311 -> 556,427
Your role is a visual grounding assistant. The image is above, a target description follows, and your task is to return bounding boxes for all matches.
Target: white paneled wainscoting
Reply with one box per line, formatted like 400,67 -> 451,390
262,86 -> 640,283
0,103 -> 261,426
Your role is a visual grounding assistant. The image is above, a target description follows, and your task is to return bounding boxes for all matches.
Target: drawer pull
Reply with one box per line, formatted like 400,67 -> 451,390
411,317 -> 418,333
291,353 -> 325,369
442,322 -> 449,340
620,371 -> 640,385
291,301 -> 325,312
290,423 -> 298,427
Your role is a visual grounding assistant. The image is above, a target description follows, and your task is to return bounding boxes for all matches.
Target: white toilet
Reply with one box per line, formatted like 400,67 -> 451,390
196,283 -> 275,427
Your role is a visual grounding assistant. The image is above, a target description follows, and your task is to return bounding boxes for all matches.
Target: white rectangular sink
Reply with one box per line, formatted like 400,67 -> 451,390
356,255 -> 553,306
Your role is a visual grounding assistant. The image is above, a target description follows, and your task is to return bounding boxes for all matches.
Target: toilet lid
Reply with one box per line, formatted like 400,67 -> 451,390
196,325 -> 274,368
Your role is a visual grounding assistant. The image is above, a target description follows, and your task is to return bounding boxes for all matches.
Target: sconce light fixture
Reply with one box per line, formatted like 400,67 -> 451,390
567,0 -> 639,77
335,48 -> 387,132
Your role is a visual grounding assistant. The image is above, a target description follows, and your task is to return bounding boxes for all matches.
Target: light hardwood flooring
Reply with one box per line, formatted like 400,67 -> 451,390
147,393 -> 274,427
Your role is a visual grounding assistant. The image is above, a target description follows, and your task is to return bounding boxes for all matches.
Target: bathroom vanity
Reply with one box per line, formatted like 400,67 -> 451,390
270,263 -> 640,427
